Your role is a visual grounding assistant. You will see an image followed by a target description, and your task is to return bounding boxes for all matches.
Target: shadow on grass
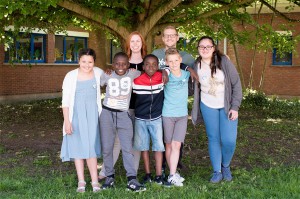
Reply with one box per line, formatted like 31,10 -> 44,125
0,97 -> 299,198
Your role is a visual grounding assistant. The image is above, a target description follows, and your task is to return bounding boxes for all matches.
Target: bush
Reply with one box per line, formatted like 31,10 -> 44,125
242,89 -> 300,120
242,89 -> 269,109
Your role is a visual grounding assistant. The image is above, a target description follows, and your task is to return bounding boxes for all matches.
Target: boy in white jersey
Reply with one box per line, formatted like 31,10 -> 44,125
100,52 -> 146,192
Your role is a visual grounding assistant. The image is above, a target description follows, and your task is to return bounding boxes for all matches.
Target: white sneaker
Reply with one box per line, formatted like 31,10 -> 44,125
168,174 -> 183,187
175,172 -> 185,183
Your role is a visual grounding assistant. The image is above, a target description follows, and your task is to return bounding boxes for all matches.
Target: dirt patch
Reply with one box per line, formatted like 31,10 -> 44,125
1,100 -> 299,175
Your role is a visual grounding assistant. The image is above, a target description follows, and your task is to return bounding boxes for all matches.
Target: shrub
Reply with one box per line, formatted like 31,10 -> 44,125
242,89 -> 300,120
242,89 -> 269,109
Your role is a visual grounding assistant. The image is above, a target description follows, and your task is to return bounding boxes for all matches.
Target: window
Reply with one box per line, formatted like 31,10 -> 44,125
272,49 -> 292,65
4,33 -> 46,63
272,32 -> 292,66
110,40 -> 122,64
55,36 -> 87,63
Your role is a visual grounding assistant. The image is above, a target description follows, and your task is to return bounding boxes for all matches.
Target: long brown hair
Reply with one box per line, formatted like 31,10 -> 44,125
125,31 -> 147,59
196,36 -> 224,78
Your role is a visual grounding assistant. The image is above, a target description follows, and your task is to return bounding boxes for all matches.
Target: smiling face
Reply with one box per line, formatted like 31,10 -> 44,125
165,53 -> 182,72
162,28 -> 179,49
78,55 -> 95,73
130,34 -> 142,54
198,38 -> 215,60
112,56 -> 130,76
143,56 -> 159,77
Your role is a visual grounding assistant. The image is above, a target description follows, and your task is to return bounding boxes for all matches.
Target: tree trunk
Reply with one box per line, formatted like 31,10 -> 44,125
259,0 -> 277,90
145,32 -> 155,54
248,2 -> 263,89
233,42 -> 246,89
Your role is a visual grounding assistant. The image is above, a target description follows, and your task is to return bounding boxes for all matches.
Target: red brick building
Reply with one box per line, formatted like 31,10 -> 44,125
1,5 -> 300,102
0,27 -> 113,102
222,10 -> 300,97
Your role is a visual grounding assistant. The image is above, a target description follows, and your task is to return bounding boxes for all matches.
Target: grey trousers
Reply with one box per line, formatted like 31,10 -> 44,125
98,135 -> 141,177
100,108 -> 136,177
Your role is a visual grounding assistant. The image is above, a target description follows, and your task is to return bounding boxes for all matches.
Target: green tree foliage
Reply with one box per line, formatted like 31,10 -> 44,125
0,0 -> 299,54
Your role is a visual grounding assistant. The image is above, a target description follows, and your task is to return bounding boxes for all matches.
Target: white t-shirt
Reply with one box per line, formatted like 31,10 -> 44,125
101,70 -> 141,111
198,63 -> 225,108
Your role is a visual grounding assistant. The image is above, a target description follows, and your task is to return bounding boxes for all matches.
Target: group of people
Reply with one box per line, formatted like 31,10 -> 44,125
60,25 -> 243,193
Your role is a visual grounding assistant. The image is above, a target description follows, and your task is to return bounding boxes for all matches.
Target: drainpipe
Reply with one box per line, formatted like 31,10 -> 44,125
223,37 -> 227,55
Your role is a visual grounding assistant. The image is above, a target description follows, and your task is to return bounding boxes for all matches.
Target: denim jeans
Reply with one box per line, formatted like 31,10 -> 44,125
200,102 -> 238,172
133,118 -> 165,151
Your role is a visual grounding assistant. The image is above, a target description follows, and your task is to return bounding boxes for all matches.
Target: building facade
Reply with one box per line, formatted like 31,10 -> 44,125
0,27 -> 113,102
1,6 -> 300,102
224,12 -> 300,97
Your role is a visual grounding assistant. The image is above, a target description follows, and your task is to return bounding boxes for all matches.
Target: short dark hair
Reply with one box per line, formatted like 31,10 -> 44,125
78,48 -> 96,61
143,54 -> 158,64
113,52 -> 129,62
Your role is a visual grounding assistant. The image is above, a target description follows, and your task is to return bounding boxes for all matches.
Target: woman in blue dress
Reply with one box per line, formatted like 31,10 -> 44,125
60,48 -> 103,193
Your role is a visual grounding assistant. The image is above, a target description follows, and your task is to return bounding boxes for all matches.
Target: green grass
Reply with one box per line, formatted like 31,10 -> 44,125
0,166 -> 299,198
0,91 -> 299,198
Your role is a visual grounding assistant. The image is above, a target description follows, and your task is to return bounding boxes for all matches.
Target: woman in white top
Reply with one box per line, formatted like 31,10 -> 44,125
191,36 -> 242,183
60,48 -> 103,192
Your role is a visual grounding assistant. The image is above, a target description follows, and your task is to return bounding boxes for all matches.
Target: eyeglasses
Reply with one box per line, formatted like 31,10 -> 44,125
163,34 -> 178,38
198,45 -> 214,50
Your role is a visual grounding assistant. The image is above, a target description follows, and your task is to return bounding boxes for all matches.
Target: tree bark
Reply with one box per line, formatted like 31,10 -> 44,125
259,0 -> 277,90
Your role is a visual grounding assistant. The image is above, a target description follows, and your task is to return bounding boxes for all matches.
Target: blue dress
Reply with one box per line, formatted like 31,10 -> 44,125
60,77 -> 101,162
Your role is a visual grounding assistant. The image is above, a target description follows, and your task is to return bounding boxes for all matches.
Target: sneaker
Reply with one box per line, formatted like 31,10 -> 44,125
210,171 -> 223,183
102,177 -> 115,189
175,172 -> 185,183
153,175 -> 163,185
127,179 -> 146,192
154,175 -> 172,187
142,174 -> 153,185
167,174 -> 183,187
222,166 -> 232,181
162,180 -> 172,187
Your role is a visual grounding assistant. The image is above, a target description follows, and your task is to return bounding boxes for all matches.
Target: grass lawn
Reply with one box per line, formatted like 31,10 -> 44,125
0,91 -> 299,198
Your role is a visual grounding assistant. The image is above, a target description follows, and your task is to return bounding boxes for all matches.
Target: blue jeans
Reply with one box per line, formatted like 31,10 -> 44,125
200,102 -> 238,172
133,118 -> 165,151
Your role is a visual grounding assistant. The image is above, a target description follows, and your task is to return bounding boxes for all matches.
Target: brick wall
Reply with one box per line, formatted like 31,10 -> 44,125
88,29 -> 108,69
0,64 -> 76,95
0,28 -> 107,100
223,13 -> 300,96
1,14 -> 300,100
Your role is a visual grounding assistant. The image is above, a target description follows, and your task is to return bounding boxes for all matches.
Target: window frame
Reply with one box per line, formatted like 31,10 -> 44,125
55,36 -> 88,63
272,32 -> 293,66
272,48 -> 292,66
4,33 -> 46,63
109,39 -> 122,64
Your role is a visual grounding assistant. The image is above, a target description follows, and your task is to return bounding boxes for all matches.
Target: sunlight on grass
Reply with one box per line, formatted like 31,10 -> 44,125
1,94 -> 300,198
266,118 -> 282,123
33,155 -> 52,166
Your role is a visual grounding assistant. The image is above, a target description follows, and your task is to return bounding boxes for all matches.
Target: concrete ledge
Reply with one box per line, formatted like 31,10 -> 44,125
0,92 -> 62,104
0,93 -> 298,104
267,95 -> 300,100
